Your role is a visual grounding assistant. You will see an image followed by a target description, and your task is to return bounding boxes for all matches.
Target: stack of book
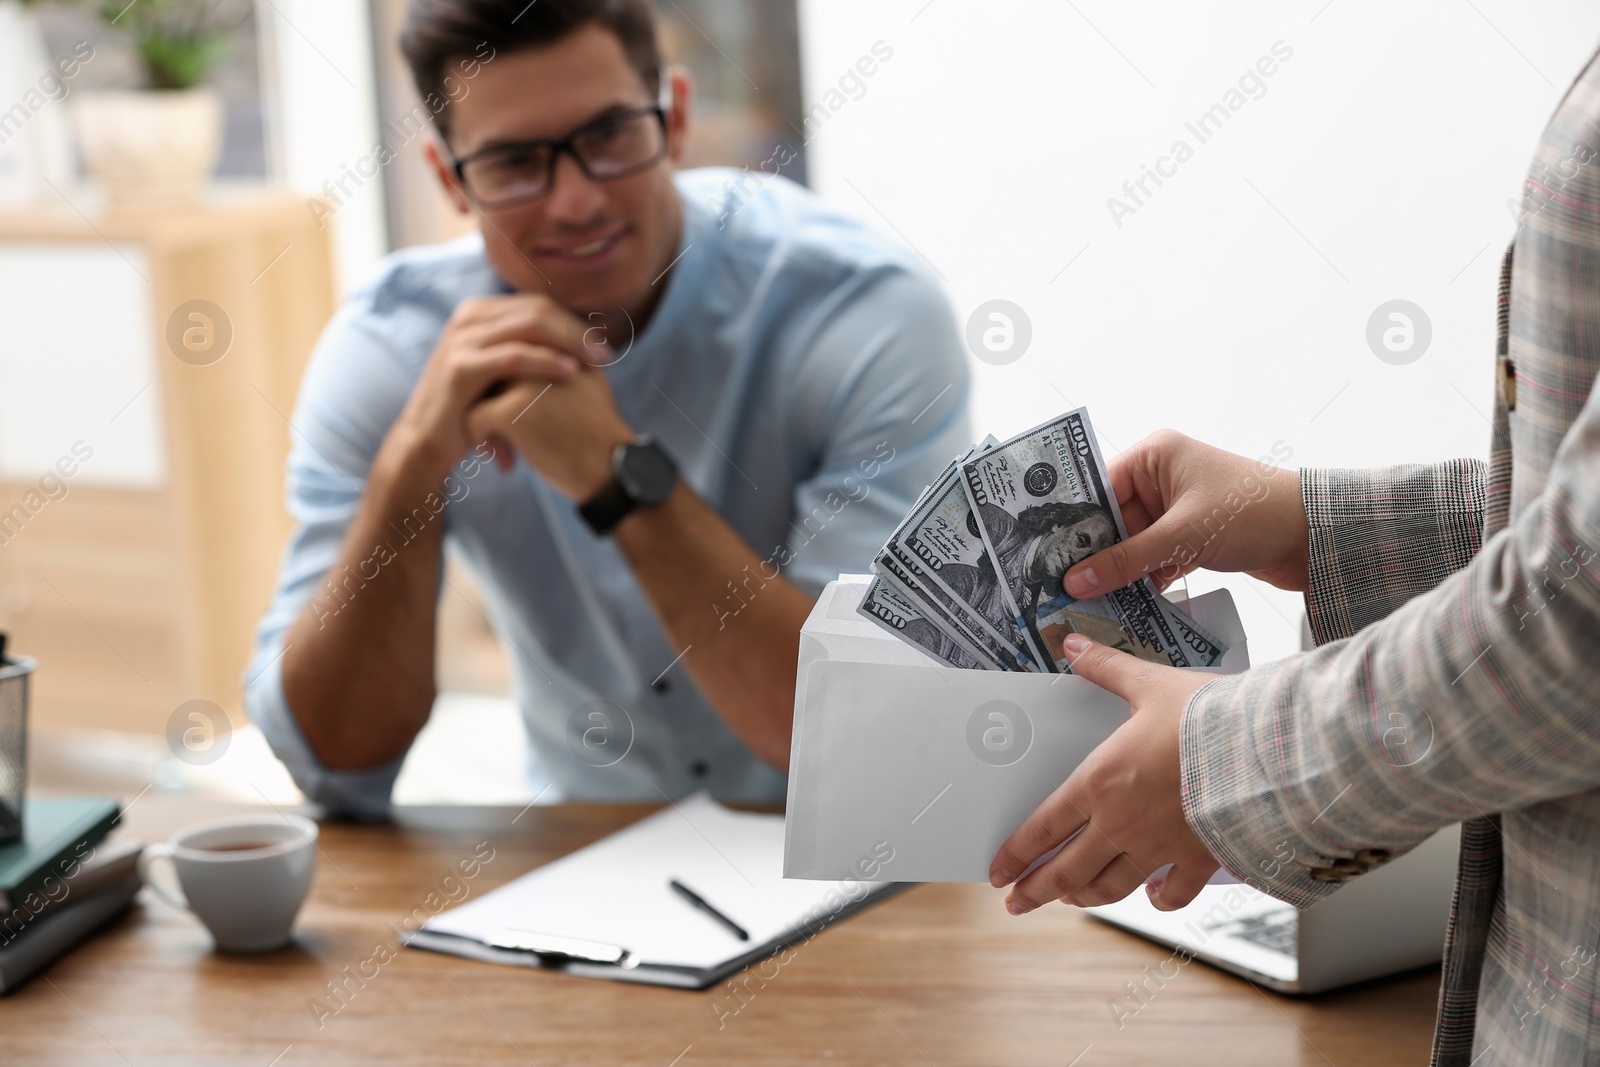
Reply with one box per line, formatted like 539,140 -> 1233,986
0,797 -> 140,994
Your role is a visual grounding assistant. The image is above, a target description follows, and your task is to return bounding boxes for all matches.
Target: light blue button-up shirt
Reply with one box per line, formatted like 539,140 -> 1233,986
243,168 -> 971,819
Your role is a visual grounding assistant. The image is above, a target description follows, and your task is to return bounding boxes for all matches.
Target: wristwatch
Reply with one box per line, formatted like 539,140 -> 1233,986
578,437 -> 679,535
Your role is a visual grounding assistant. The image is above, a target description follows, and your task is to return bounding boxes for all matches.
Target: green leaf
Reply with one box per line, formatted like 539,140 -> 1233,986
95,0 -> 235,90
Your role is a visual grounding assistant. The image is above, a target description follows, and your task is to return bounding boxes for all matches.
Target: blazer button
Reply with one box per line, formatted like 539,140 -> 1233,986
1309,847 -> 1392,883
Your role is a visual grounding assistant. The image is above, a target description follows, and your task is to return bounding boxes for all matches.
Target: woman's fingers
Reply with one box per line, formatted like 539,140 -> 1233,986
1065,853 -> 1148,908
1105,447 -> 1163,529
1063,512 -> 1202,599
1148,856 -> 1221,911
989,778 -> 1093,888
1004,823 -> 1124,914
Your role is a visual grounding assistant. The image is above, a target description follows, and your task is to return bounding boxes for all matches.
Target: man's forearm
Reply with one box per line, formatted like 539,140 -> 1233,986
279,441 -> 451,770
612,484 -> 813,770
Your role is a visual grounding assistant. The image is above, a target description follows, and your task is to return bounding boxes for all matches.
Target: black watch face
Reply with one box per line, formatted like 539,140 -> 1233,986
616,441 -> 677,505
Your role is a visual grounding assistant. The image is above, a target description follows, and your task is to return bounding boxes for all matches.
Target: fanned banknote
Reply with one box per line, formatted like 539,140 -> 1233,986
879,443 -> 1031,672
898,459 -> 1039,672
873,547 -> 1009,669
958,409 -> 1227,673
856,575 -> 986,670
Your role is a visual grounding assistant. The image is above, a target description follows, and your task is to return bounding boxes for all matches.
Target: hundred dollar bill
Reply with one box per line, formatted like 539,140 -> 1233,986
882,547 -> 1026,671
881,445 -> 1029,671
873,548 -> 1006,669
856,575 -> 987,670
959,408 -> 1227,672
899,461 -> 1040,673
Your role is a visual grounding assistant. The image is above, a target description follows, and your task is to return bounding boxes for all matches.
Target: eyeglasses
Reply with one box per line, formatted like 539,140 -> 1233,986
451,105 -> 668,209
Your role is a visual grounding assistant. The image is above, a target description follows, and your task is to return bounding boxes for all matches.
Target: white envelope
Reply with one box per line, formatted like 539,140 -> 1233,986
783,575 -> 1251,882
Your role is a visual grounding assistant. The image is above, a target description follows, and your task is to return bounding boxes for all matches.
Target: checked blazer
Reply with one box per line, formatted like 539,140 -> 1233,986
1180,47 -> 1600,1066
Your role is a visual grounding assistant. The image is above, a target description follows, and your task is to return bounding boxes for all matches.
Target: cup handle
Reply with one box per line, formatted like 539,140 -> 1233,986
138,843 -> 190,913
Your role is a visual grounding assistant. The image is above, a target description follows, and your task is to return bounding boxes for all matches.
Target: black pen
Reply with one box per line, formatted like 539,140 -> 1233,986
669,879 -> 749,941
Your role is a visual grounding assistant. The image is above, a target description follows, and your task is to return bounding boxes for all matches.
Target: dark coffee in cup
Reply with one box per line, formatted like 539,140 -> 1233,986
138,815 -> 318,952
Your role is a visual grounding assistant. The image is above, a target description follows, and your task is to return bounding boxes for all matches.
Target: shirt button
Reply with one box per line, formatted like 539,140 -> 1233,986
690,760 -> 709,778
652,678 -> 672,694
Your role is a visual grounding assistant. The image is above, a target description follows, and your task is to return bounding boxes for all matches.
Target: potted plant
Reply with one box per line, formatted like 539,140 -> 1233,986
71,0 -> 232,210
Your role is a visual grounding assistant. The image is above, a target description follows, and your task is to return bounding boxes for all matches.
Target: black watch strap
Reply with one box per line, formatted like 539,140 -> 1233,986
578,478 -> 635,536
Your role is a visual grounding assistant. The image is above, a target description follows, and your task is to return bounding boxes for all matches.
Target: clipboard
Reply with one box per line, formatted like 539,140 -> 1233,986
403,794 -> 903,989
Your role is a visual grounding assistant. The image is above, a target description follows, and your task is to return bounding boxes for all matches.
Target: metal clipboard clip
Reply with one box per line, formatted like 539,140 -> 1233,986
482,928 -> 640,969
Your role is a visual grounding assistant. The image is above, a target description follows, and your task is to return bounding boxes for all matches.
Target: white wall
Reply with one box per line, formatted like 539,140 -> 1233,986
798,0 -> 1600,664
258,0 -> 387,294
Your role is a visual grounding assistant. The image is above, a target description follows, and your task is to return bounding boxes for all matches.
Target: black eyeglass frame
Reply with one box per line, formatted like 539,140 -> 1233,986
450,105 -> 669,209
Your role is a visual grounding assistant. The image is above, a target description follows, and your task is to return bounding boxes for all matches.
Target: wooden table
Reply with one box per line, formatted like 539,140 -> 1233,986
2,799 -> 1441,1066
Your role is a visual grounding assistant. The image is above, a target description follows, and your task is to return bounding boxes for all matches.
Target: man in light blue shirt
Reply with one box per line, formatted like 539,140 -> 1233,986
244,0 -> 969,819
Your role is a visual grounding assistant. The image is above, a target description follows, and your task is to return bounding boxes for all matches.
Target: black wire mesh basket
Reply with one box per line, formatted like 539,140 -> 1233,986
0,635 -> 32,845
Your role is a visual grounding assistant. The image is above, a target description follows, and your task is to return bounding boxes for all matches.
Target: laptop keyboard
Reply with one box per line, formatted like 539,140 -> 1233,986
1201,906 -> 1299,957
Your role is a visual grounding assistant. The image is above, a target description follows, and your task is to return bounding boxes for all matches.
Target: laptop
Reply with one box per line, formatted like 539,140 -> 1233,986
1086,819 -> 1459,994
1086,607 -> 1459,994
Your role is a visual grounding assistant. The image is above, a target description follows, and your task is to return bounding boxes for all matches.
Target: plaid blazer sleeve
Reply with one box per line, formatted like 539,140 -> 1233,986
1178,376 -> 1600,908
1300,461 -> 1488,645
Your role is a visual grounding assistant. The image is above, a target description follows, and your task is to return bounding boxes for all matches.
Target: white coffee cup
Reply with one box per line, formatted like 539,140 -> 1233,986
138,814 -> 318,953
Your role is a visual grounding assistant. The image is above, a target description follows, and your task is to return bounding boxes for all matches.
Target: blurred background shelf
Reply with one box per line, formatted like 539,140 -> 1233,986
0,191 -> 334,736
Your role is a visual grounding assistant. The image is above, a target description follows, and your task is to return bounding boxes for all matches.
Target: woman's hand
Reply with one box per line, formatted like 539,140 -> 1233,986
1063,431 -> 1308,599
988,634 -> 1222,913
